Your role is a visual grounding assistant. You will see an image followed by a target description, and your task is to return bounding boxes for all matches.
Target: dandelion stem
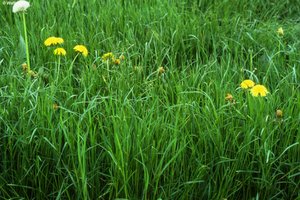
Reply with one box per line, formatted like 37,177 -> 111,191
106,60 -> 110,80
56,56 -> 61,83
22,12 -> 31,72
58,56 -> 61,69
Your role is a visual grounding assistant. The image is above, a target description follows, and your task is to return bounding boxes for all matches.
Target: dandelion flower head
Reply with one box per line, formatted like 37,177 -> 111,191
22,63 -> 28,72
53,103 -> 59,111
113,59 -> 121,65
28,70 -> 38,78
54,48 -> 66,56
276,109 -> 283,118
277,27 -> 284,36
250,84 -> 268,97
44,37 -> 64,46
225,93 -> 233,101
102,52 -> 114,61
240,79 -> 255,89
74,45 -> 88,57
158,66 -> 165,74
12,0 -> 30,13
119,55 -> 125,60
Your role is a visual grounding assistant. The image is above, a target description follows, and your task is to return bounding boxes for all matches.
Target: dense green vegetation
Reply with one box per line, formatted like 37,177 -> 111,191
0,0 -> 299,199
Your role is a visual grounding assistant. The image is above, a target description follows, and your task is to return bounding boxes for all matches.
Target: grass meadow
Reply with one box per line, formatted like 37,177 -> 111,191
0,0 -> 300,199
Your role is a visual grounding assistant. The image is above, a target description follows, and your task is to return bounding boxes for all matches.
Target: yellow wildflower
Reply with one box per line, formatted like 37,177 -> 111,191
28,70 -> 38,78
21,63 -> 37,77
225,93 -> 233,101
54,48 -> 66,56
119,55 -> 125,60
74,45 -> 88,57
225,93 -> 236,104
102,52 -> 114,61
250,84 -> 268,97
158,66 -> 165,75
44,37 -> 64,46
277,27 -> 284,36
276,109 -> 283,118
114,58 -> 121,65
53,103 -> 59,111
240,79 -> 255,89
22,63 -> 28,72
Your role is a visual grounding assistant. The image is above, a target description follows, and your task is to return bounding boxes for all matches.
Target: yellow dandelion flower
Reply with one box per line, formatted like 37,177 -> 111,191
28,70 -> 38,78
276,109 -> 283,118
225,93 -> 233,101
158,66 -> 165,75
119,55 -> 125,60
74,45 -> 88,57
114,58 -> 121,65
53,103 -> 59,111
277,27 -> 284,36
102,52 -> 114,61
54,48 -> 66,56
240,79 -> 255,89
225,93 -> 236,104
22,63 -> 28,72
250,84 -> 268,97
44,37 -> 64,46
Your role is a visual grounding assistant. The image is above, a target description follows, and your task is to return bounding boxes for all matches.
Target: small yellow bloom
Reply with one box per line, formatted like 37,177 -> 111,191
54,48 -> 66,56
114,58 -> 121,65
119,55 -> 125,60
158,66 -> 165,74
28,70 -> 38,78
250,84 -> 268,97
102,52 -> 114,61
225,93 -> 233,101
53,103 -> 59,111
22,63 -> 28,72
277,27 -> 284,36
44,37 -> 64,46
21,63 -> 37,77
225,93 -> 236,104
276,109 -> 283,118
74,45 -> 88,57
240,79 -> 255,89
